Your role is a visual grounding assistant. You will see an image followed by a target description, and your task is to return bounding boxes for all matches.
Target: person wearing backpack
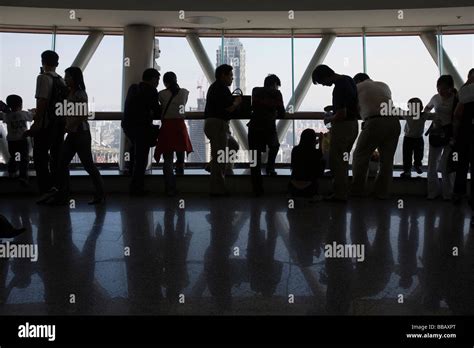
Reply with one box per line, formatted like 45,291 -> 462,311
247,74 -> 285,196
26,50 -> 68,200
122,68 -> 161,196
425,75 -> 458,200
153,72 -> 193,197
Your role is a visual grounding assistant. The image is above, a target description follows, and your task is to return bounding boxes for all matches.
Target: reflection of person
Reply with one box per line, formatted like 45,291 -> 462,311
312,65 -> 359,202
248,74 -> 285,196
159,205 -> 192,303
247,203 -> 282,297
398,208 -> 419,289
204,64 -> 242,196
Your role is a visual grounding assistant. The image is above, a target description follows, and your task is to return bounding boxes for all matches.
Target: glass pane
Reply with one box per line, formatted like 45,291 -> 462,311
442,33 -> 474,83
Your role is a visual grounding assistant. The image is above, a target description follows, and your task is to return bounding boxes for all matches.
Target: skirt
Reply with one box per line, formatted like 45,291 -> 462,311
154,118 -> 193,162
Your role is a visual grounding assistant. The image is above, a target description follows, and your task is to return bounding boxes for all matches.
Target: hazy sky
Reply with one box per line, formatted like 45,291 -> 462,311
1,32 -> 472,111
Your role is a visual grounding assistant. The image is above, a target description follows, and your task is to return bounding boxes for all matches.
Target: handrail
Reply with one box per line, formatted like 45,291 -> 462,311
90,111 -> 435,121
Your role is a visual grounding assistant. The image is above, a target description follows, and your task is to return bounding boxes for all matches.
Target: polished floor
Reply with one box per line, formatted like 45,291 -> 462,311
0,194 -> 473,315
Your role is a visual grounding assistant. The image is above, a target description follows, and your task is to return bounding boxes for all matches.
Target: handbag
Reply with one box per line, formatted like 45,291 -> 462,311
231,88 -> 252,119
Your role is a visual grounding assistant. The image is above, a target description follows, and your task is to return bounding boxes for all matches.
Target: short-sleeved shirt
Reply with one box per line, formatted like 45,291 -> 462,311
2,111 -> 34,141
65,90 -> 90,132
356,79 -> 392,119
332,75 -> 359,121
249,87 -> 285,131
35,71 -> 66,101
403,112 -> 427,138
426,94 -> 456,126
204,80 -> 234,120
123,82 -> 161,130
158,88 -> 189,119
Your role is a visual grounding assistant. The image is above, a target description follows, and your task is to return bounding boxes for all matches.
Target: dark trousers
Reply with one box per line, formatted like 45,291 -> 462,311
402,136 -> 424,172
124,128 -> 150,193
288,181 -> 318,198
453,140 -> 474,210
33,122 -> 65,194
7,139 -> 29,179
248,127 -> 280,194
163,152 -> 179,194
58,130 -> 104,199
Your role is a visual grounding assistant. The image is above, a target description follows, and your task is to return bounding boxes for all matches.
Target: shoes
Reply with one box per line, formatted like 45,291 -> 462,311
323,194 -> 347,203
400,171 -> 411,178
36,187 -> 58,204
414,166 -> 423,175
266,169 -> 277,176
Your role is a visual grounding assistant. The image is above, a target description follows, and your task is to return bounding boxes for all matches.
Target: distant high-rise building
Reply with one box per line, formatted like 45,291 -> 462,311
216,38 -> 246,94
187,78 -> 210,163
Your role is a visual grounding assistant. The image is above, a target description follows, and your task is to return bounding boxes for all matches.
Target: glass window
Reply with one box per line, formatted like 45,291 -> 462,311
442,33 -> 474,82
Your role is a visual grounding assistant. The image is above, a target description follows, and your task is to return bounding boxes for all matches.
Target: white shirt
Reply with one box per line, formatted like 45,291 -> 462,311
356,79 -> 392,120
2,111 -> 34,141
35,71 -> 64,100
158,88 -> 189,119
426,94 -> 455,126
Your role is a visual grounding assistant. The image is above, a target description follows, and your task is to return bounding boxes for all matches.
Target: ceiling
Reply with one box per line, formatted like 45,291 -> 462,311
0,3 -> 473,35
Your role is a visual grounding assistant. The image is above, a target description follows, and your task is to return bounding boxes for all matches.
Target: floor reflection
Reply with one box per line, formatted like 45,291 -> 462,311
0,194 -> 472,315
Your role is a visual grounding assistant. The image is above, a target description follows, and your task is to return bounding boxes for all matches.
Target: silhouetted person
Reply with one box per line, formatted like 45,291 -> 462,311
3,94 -> 33,184
47,66 -> 105,205
351,73 -> 401,199
122,68 -> 161,196
27,50 -> 68,199
312,64 -> 359,202
453,68 -> 474,219
248,74 -> 285,195
204,64 -> 242,196
425,75 -> 457,200
401,98 -> 427,177
154,72 -> 193,196
288,128 -> 325,199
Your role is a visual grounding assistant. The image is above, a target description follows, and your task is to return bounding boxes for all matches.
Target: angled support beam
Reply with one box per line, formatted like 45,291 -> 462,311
71,31 -> 104,71
276,34 -> 336,143
419,31 -> 464,90
186,33 -> 249,150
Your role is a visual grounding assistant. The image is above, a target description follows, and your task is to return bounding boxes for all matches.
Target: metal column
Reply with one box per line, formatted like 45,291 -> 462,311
186,33 -> 249,150
276,34 -> 336,143
119,25 -> 155,172
419,31 -> 464,90
71,31 -> 104,71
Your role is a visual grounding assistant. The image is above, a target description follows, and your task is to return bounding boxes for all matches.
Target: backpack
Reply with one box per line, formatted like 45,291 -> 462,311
43,74 -> 69,128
